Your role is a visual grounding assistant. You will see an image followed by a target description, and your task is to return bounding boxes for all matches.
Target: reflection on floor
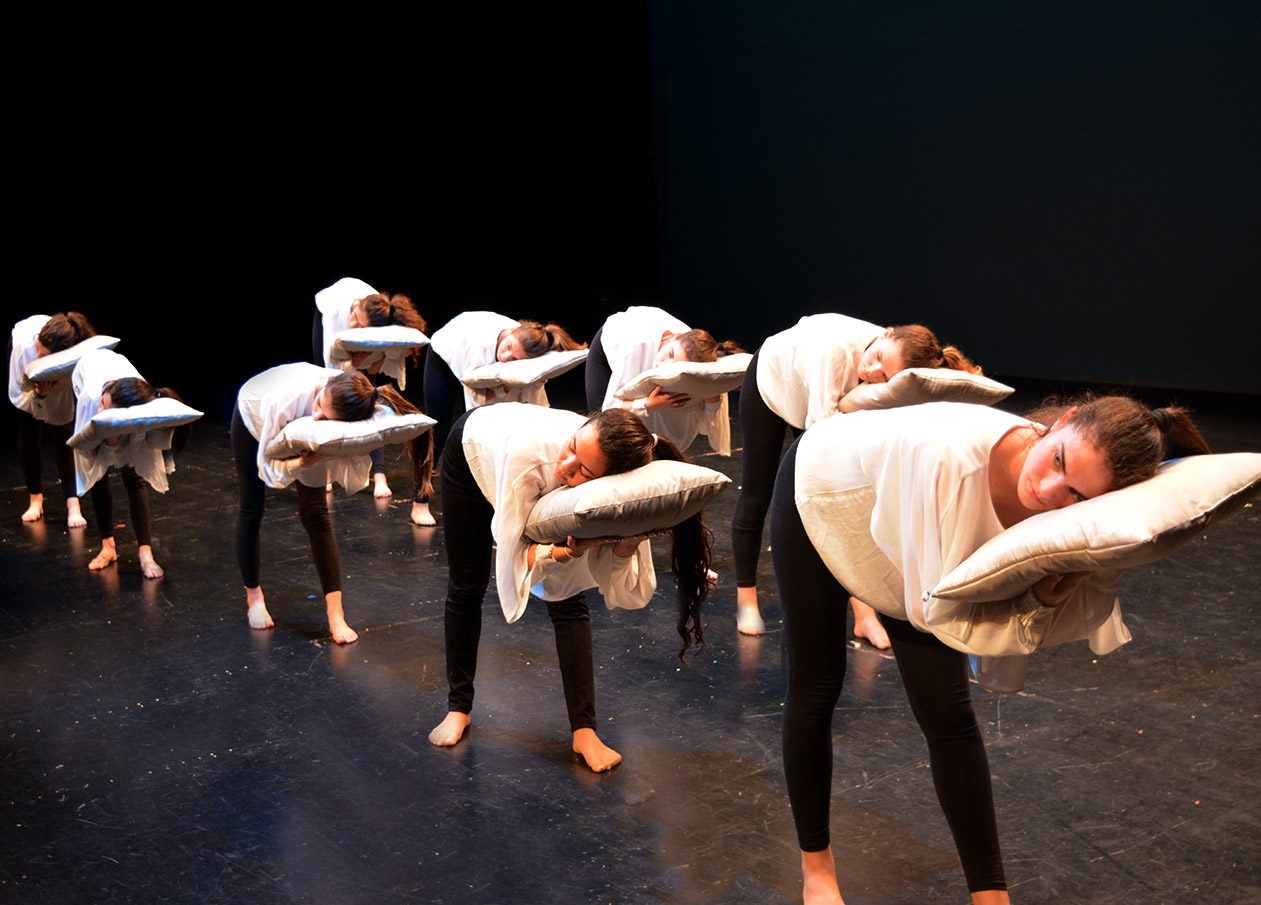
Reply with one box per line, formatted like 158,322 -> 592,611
2,391 -> 1258,904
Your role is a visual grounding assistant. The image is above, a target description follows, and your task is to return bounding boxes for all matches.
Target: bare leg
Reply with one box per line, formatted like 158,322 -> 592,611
849,596 -> 890,649
66,496 -> 86,528
89,536 -> 118,571
325,590 -> 357,644
138,545 -> 164,579
801,847 -> 846,905
373,473 -> 392,498
737,585 -> 766,635
22,493 -> 43,522
572,727 -> 621,772
429,711 -> 471,746
411,501 -> 436,527
246,585 -> 274,630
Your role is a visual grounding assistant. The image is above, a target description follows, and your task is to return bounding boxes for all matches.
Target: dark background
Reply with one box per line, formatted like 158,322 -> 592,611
9,2 -> 1258,430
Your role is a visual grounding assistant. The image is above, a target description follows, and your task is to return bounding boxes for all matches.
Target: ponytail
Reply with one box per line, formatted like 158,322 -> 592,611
514,320 -> 586,356
888,325 -> 982,375
374,385 -> 435,497
673,329 -> 745,363
38,311 -> 97,352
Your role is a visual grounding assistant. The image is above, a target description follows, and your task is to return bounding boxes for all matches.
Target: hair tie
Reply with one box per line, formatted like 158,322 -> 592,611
651,433 -> 660,445
1151,408 -> 1172,432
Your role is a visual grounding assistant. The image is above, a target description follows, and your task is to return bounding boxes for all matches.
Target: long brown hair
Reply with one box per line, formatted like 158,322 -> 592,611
1025,393 -> 1211,491
672,329 -> 744,362
887,324 -> 980,374
324,371 -> 435,496
586,408 -> 711,659
38,312 -> 96,352
358,293 -> 427,364
513,320 -> 586,356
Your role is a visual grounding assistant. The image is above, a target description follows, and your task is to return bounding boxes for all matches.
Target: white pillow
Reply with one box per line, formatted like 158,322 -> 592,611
838,367 -> 1012,413
25,335 -> 121,382
68,397 -> 204,451
328,325 -> 429,363
525,460 -> 731,543
461,349 -> 589,389
266,406 -> 436,459
614,352 -> 753,402
932,453 -> 1261,603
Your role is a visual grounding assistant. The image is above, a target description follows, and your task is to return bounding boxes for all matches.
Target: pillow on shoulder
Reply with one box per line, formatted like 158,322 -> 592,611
25,335 -> 121,382
68,397 -> 204,451
462,349 -> 589,389
525,460 -> 730,543
931,452 -> 1261,603
328,325 -> 429,364
614,352 -> 753,403
266,406 -> 436,459
838,368 -> 1012,413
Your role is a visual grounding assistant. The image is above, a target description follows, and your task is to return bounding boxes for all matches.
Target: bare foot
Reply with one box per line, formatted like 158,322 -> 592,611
328,614 -> 359,644
66,497 -> 87,529
246,587 -> 274,630
429,711 -> 471,746
89,541 -> 117,571
850,597 -> 890,649
21,495 -> 43,522
410,501 -> 436,527
138,546 -> 164,579
373,474 -> 393,498
802,847 -> 846,905
736,586 -> 765,635
573,727 -> 621,772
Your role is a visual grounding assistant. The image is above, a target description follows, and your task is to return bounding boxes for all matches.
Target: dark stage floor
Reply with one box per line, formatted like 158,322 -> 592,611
2,391 -> 1258,905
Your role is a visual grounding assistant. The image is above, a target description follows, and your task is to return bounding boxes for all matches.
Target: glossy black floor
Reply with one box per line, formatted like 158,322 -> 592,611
2,387 -> 1258,905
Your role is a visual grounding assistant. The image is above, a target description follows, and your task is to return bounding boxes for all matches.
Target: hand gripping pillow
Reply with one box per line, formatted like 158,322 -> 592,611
461,349 -> 589,389
838,368 -> 1013,413
328,325 -> 429,363
613,352 -> 753,403
24,335 -> 121,382
266,407 -> 437,459
931,452 -> 1261,603
525,460 -> 731,543
68,397 -> 205,451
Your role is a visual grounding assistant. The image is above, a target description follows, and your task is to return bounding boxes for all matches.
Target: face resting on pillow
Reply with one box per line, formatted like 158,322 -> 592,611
555,422 -> 608,488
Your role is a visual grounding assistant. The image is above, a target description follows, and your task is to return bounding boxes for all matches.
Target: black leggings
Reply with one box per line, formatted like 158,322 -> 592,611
423,348 -> 467,457
440,413 -> 596,731
583,326 -> 612,415
231,408 -> 341,595
16,409 -> 76,500
771,439 -> 1006,893
731,349 -> 798,588
89,466 -> 152,544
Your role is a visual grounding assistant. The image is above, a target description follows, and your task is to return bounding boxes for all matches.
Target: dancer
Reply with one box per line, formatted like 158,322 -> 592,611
8,312 -> 96,526
313,277 -> 434,523
584,305 -> 744,456
232,363 -> 432,644
71,349 -> 192,578
427,403 -> 711,772
772,396 -> 1210,904
732,313 -> 980,636
425,312 -> 584,454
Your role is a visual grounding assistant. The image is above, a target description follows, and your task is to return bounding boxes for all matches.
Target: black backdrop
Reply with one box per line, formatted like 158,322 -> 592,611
8,2 -> 1257,436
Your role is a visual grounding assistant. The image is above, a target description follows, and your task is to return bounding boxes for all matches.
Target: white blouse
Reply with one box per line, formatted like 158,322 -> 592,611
71,349 -> 171,496
597,306 -> 730,456
314,277 -> 377,368
429,311 -> 549,411
756,313 -> 884,430
461,403 -> 656,624
236,362 -> 374,491
8,315 -> 74,425
795,402 -> 1130,685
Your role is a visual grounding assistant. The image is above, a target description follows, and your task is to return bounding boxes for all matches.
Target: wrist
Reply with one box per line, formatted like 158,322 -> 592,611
631,397 -> 649,418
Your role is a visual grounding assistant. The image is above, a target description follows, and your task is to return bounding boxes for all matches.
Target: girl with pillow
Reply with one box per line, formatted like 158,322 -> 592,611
584,305 -> 745,457
428,403 -> 711,773
8,311 -> 96,526
233,363 -> 433,644
424,312 -> 585,454
732,314 -> 981,636
71,348 -> 192,579
312,277 -> 433,522
771,396 -> 1209,905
